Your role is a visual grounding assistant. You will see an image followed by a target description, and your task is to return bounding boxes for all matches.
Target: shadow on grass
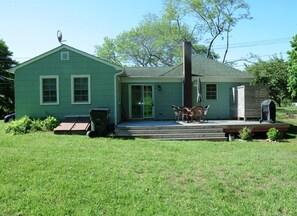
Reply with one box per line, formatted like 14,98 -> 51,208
284,124 -> 297,139
274,120 -> 297,139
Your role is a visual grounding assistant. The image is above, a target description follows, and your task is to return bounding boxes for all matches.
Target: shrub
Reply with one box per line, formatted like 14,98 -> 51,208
30,119 -> 45,132
42,116 -> 59,131
5,116 -> 59,135
267,128 -> 283,141
5,116 -> 32,135
239,127 -> 253,141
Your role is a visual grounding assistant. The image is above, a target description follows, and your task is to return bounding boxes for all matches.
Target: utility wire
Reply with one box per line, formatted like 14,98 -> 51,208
213,37 -> 291,50
4,37 -> 293,63
228,52 -> 287,70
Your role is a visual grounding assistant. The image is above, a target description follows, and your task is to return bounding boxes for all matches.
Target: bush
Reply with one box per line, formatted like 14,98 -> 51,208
42,116 -> 59,131
30,119 -> 45,132
5,116 -> 59,135
239,127 -> 253,141
5,116 -> 32,135
267,128 -> 283,141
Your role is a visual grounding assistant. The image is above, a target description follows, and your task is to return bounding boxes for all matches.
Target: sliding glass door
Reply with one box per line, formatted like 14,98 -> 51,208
130,85 -> 154,119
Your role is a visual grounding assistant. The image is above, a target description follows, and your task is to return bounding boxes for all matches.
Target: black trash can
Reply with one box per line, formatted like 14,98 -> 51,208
88,108 -> 110,137
260,99 -> 276,123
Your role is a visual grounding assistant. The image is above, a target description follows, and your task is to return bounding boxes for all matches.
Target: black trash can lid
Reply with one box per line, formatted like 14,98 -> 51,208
90,107 -> 110,113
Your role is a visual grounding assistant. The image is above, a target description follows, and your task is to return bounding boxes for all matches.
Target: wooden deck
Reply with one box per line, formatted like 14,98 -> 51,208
54,116 -> 90,135
115,120 -> 290,140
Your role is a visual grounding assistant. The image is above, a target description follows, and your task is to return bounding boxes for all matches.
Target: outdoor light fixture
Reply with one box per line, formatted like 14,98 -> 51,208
157,85 -> 162,91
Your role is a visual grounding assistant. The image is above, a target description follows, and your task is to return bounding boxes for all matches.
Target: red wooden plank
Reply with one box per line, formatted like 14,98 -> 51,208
54,116 -> 90,134
72,122 -> 90,131
54,122 -> 75,131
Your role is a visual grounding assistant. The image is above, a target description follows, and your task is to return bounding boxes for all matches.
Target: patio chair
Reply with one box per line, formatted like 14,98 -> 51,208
179,106 -> 191,122
202,105 -> 210,122
171,105 -> 190,122
189,105 -> 204,122
171,105 -> 181,121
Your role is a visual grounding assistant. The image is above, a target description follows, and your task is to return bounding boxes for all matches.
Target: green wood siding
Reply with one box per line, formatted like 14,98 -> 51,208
120,82 -> 182,121
15,48 -> 118,123
154,82 -> 183,120
14,45 -> 251,123
192,82 -> 250,119
120,83 -> 129,121
121,81 -> 249,121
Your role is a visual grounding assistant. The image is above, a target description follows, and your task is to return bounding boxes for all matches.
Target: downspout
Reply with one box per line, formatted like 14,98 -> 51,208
114,67 -> 125,125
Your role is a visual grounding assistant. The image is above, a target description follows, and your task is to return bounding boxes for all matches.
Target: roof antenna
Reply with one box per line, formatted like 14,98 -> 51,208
57,30 -> 66,44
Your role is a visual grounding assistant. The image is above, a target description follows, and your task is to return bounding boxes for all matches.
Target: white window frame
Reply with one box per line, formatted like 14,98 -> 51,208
205,83 -> 218,100
61,52 -> 69,60
71,75 -> 91,104
40,75 -> 59,105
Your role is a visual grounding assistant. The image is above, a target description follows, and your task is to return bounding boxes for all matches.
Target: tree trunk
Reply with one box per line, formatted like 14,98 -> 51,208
207,32 -> 221,59
223,28 -> 230,63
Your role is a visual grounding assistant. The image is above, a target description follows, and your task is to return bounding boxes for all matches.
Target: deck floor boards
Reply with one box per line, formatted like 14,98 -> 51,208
115,120 -> 289,140
54,116 -> 90,134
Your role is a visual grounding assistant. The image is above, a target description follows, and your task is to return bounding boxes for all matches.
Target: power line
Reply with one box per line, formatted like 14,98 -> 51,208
228,52 -> 287,62
213,37 -> 291,50
228,51 -> 289,70
7,37 -> 294,63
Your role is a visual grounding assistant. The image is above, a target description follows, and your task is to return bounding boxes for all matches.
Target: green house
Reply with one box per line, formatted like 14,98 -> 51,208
10,44 -> 253,124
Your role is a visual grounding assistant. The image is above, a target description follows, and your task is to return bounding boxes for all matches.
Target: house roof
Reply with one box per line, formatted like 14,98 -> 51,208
167,54 -> 253,78
123,67 -> 177,77
9,44 -> 123,73
123,54 -> 253,79
10,44 -> 252,80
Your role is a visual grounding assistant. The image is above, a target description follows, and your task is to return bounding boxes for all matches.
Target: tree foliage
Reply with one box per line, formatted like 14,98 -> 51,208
163,0 -> 220,59
287,34 -> 297,100
163,0 -> 251,62
96,14 -> 202,67
96,0 -> 251,66
0,39 -> 17,115
184,0 -> 252,62
246,56 -> 290,107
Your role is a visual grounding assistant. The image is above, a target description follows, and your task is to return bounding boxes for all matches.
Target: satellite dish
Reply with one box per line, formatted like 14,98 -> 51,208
57,30 -> 66,44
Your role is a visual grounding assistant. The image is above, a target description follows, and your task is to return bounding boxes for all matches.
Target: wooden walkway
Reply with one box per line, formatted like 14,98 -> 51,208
54,116 -> 90,135
115,120 -> 290,141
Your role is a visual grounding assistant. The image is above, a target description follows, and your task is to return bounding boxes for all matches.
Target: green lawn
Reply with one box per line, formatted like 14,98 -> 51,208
277,106 -> 297,139
0,108 -> 297,215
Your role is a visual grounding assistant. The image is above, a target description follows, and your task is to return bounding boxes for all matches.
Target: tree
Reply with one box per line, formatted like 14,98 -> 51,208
96,13 -> 219,67
96,13 -> 198,67
163,0 -> 220,59
0,39 -> 17,115
183,0 -> 251,62
287,34 -> 297,100
246,56 -> 290,107
95,37 -> 122,66
192,44 -> 220,59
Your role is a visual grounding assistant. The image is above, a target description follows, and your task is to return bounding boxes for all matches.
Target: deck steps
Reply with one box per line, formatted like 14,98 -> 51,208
115,125 -> 227,141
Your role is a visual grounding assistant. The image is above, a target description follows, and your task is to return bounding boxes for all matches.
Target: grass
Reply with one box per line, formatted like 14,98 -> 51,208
0,107 -> 297,215
277,106 -> 297,139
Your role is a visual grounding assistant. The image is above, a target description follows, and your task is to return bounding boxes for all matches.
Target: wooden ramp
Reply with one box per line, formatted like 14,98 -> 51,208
54,116 -> 90,135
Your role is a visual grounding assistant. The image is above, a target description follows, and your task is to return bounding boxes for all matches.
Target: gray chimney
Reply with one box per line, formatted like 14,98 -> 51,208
183,41 -> 192,107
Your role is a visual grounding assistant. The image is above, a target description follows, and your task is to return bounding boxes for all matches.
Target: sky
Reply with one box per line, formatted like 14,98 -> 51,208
1,0 -> 297,70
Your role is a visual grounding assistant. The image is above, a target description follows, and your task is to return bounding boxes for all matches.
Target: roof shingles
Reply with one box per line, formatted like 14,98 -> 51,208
123,55 -> 252,78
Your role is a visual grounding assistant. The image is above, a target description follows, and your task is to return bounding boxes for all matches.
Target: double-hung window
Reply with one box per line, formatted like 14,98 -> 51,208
71,75 -> 91,104
40,76 -> 59,105
206,83 -> 217,100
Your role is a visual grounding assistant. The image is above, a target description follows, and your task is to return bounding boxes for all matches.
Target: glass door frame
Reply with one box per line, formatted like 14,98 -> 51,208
129,84 -> 155,120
